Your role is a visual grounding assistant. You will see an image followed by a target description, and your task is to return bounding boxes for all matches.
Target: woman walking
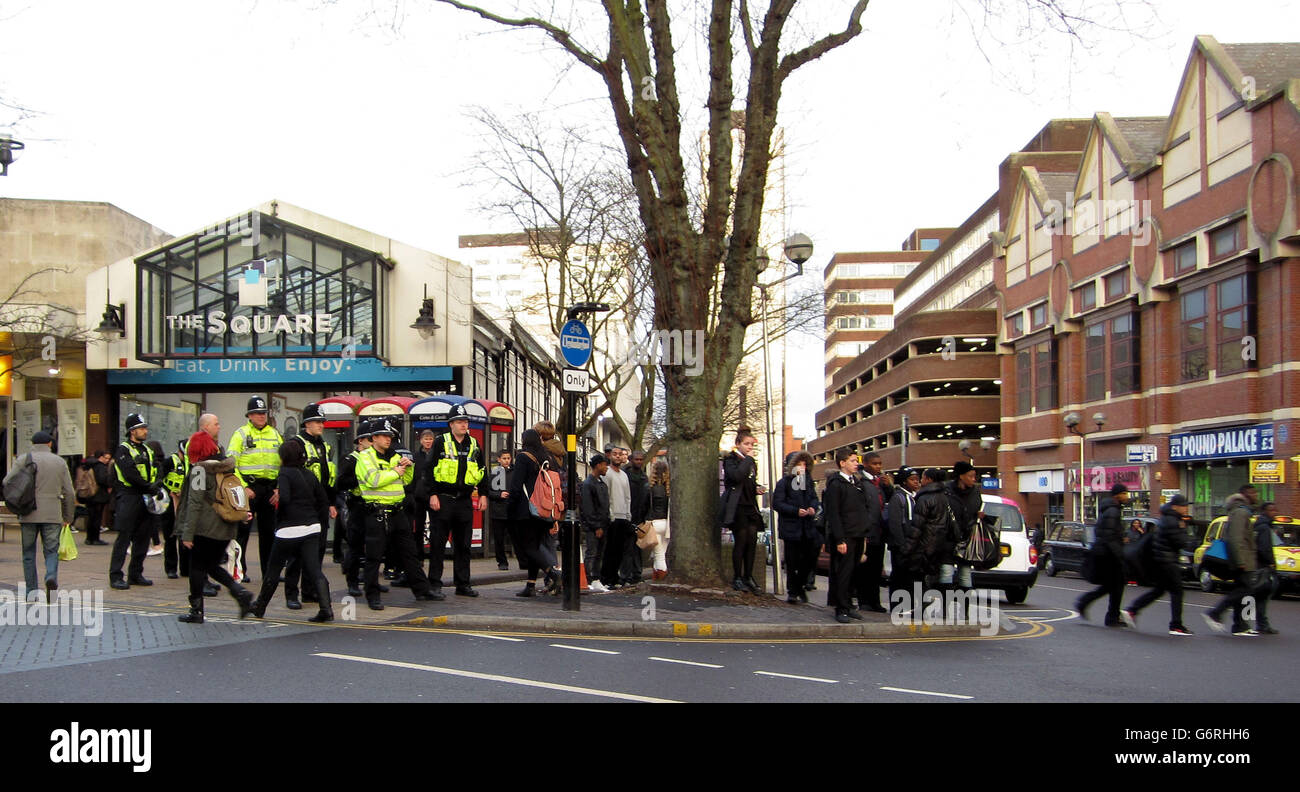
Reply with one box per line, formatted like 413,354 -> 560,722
250,438 -> 334,622
647,459 -> 671,580
773,451 -> 820,603
176,432 -> 255,623
509,429 -> 562,597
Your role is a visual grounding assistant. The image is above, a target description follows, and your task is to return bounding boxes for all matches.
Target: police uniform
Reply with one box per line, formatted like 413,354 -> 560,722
108,414 -> 163,588
285,403 -> 337,605
228,396 -> 283,581
356,419 -> 437,609
336,420 -> 374,596
423,404 -> 485,595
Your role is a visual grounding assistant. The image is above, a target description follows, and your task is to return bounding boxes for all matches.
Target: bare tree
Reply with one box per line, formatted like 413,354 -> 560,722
0,268 -> 97,379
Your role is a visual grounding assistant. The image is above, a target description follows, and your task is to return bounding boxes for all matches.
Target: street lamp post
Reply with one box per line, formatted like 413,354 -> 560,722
1065,411 -> 1107,521
756,233 -> 813,597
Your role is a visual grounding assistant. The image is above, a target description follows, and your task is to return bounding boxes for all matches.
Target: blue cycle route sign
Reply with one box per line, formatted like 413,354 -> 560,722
559,319 -> 593,368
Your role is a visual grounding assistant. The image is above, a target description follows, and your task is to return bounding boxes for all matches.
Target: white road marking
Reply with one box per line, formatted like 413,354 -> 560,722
550,643 -> 621,655
1036,584 -> 1213,609
314,652 -> 677,703
754,671 -> 837,684
881,686 -> 973,700
465,633 -> 525,642
649,657 -> 724,669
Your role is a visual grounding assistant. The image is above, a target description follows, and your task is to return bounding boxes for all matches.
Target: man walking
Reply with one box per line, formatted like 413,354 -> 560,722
488,449 -> 513,570
285,403 -> 338,609
823,448 -> 871,623
424,403 -> 486,598
581,453 -> 611,592
108,414 -> 164,590
1205,485 -> 1263,636
357,419 -> 439,610
1076,483 -> 1130,626
1252,502 -> 1280,635
6,431 -> 76,602
853,452 -> 891,612
1123,493 -> 1195,635
228,396 -> 283,582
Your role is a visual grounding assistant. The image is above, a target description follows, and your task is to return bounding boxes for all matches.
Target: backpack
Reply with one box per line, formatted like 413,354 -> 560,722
520,452 -> 564,520
2,453 -> 38,516
75,465 -> 99,501
211,470 -> 250,523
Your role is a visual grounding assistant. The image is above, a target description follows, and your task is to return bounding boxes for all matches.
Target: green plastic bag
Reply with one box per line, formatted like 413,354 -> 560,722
58,523 -> 78,561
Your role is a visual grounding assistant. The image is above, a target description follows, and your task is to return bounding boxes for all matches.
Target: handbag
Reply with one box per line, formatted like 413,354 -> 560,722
957,513 -> 1002,570
1201,538 -> 1234,579
58,523 -> 79,561
635,520 -> 659,549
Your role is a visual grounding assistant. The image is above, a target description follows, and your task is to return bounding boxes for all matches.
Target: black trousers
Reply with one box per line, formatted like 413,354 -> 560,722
829,537 -> 865,613
247,478 -> 278,580
491,512 -> 510,566
853,540 -> 886,609
108,490 -> 151,582
887,549 -> 919,606
512,517 -> 553,581
784,537 -> 819,597
1078,577 -> 1126,624
341,498 -> 366,587
600,519 -> 633,586
85,500 -> 108,543
620,530 -> 644,583
363,506 -> 432,601
1127,561 -> 1185,629
1209,569 -> 1263,631
729,509 -> 763,581
429,496 -> 474,589
584,526 -> 605,582
158,506 -> 189,577
188,535 -> 241,600
257,532 -> 331,612
332,499 -> 346,562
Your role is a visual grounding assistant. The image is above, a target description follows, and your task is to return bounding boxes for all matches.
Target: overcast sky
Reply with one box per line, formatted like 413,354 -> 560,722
3,0 -> 1299,437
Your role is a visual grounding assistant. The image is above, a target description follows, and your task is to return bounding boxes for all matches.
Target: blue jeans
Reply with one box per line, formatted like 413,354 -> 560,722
938,563 -> 972,588
22,523 -> 61,594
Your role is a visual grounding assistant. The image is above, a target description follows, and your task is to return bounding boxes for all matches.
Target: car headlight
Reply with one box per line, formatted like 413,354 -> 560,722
1285,558 -> 1297,569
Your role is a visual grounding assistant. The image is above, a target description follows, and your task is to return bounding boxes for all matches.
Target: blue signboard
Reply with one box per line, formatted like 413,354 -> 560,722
107,357 -> 454,386
980,477 -> 1001,491
1168,423 -> 1274,462
559,319 -> 592,368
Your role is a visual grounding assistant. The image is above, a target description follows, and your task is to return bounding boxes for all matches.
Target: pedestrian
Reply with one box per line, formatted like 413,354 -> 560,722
424,403 -> 486,598
108,413 -> 164,590
412,428 -> 438,566
852,451 -> 891,613
941,460 -> 983,600
1075,482 -> 1130,627
823,448 -> 871,623
647,457 -> 671,580
773,451 -> 818,604
1126,519 -> 1147,544
249,437 -> 334,622
175,430 -> 255,623
336,420 -> 378,598
76,449 -> 112,546
908,468 -> 953,585
721,430 -> 765,594
357,419 -> 440,610
540,431 -> 567,570
228,396 -> 283,584
5,431 -> 76,603
1204,485 -> 1263,636
1252,502 -> 1280,635
884,466 -> 921,605
146,439 -> 182,580
619,448 -> 651,585
580,453 -> 611,591
1122,494 -> 1195,635
601,446 -> 636,590
509,429 -> 562,596
488,449 -> 513,570
284,403 -> 338,609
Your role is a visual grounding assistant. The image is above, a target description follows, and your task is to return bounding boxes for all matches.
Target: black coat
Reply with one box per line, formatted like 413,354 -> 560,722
1256,515 -> 1277,569
507,450 -> 545,522
626,465 -> 650,525
859,474 -> 888,544
773,471 -> 820,542
276,466 -> 329,529
910,482 -> 954,575
648,483 -> 669,521
720,451 -> 759,527
885,487 -> 916,551
80,460 -> 112,505
580,474 -> 610,531
944,480 -> 982,544
822,472 -> 874,544
1088,496 -> 1126,583
1152,503 -> 1192,566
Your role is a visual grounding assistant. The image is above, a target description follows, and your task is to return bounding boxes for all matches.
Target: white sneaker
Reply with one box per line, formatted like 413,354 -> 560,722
1202,613 -> 1227,634
588,581 -> 609,592
146,547 -> 163,557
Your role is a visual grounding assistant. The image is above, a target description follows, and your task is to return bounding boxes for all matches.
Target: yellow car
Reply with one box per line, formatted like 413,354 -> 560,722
1193,515 -> 1300,593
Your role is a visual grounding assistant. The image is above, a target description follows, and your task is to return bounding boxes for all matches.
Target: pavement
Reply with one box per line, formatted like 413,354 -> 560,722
0,526 -> 1011,640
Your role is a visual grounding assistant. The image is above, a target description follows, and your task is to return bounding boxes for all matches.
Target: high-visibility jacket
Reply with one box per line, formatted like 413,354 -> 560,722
115,440 -> 158,491
229,422 -> 283,486
431,432 -> 484,491
164,443 -> 190,495
356,447 -> 412,505
299,432 -> 336,493
337,450 -> 363,498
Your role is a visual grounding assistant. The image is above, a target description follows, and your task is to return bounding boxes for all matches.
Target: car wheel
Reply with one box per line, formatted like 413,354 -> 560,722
1044,556 -> 1057,577
1198,568 -> 1216,593
1005,587 -> 1028,605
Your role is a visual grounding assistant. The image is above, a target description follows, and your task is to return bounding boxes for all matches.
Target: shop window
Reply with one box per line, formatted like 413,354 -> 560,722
1084,323 -> 1105,401
1167,241 -> 1197,278
1210,222 -> 1241,262
1181,287 -> 1208,381
1215,273 -> 1253,374
1015,349 -> 1032,415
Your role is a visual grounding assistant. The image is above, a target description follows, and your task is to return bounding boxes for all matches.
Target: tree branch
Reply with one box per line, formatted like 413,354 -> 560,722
777,0 -> 869,80
431,0 -> 606,72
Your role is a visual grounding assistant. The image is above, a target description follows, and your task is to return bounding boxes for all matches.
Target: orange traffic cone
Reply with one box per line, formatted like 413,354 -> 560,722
579,557 -> 589,590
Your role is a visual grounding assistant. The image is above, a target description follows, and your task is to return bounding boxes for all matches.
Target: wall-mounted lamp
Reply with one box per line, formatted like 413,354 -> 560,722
0,134 -> 25,177
410,284 -> 441,340
96,303 -> 126,339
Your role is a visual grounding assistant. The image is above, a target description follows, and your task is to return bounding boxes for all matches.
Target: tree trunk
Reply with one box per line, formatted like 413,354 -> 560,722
665,433 -> 726,587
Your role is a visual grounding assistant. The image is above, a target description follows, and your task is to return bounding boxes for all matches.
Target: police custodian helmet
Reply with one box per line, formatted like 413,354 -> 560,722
448,403 -> 470,421
372,419 -> 399,438
246,396 -> 269,415
301,403 -> 326,424
124,413 -> 148,432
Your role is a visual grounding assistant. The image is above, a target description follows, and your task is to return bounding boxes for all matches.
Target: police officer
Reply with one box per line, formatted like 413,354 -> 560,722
228,396 -> 283,583
109,413 -> 164,590
424,403 -> 487,597
284,402 -> 338,609
357,418 -> 439,610
336,419 -> 377,597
